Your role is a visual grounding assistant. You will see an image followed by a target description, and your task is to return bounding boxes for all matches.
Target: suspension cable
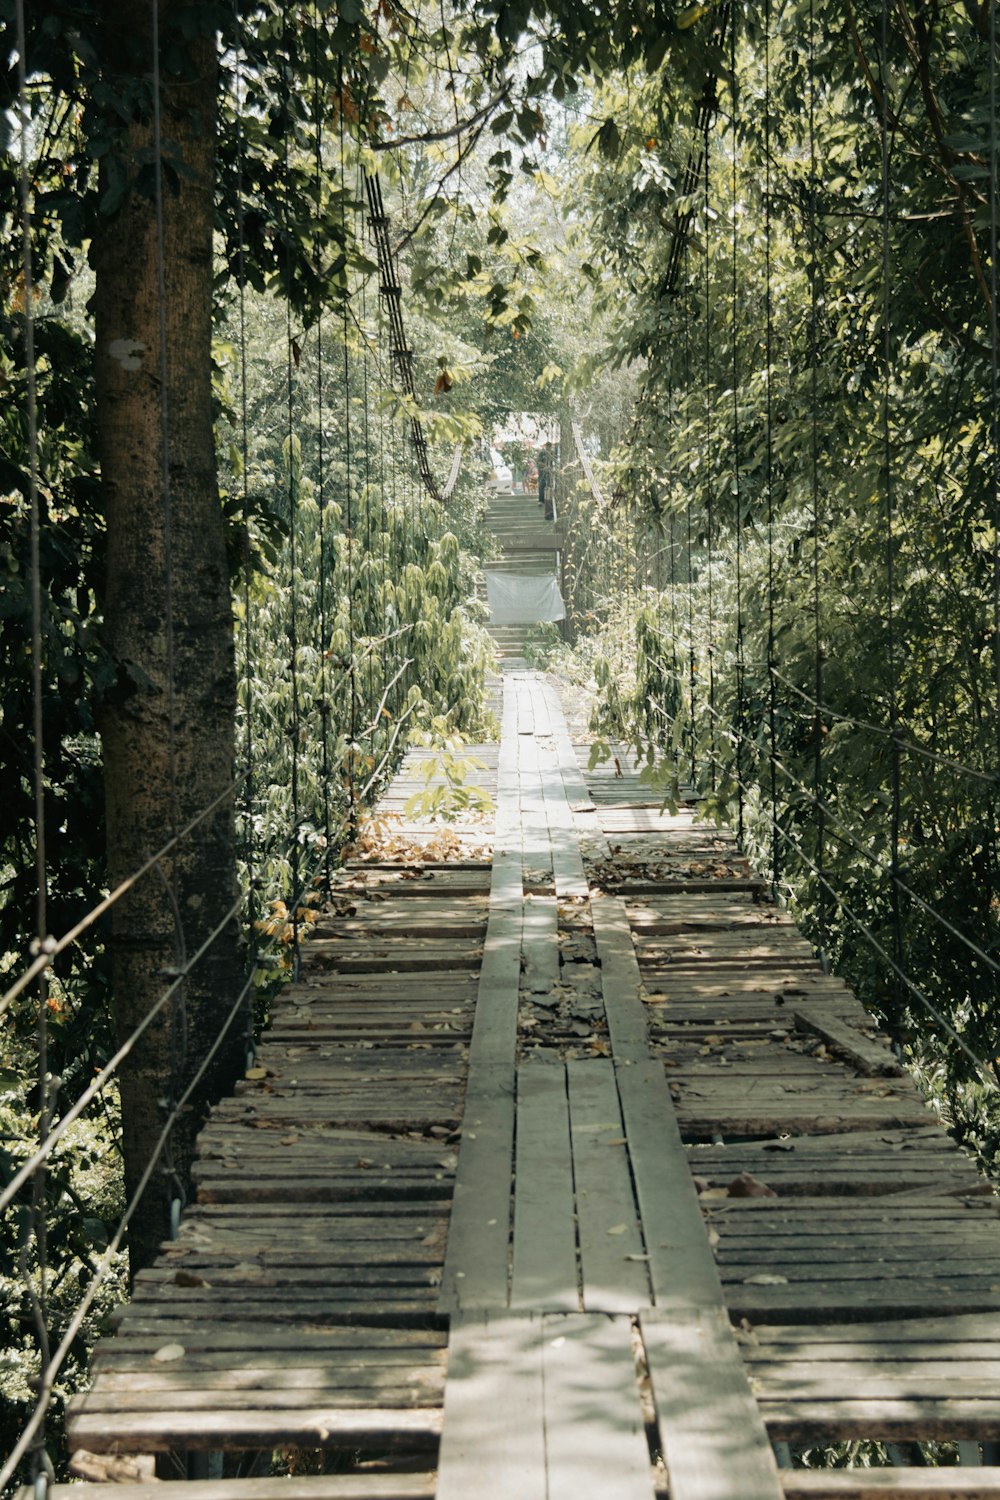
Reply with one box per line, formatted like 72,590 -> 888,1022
808,0 -> 827,961
233,5 -> 257,946
15,2 -> 52,1481
365,171 -> 446,502
691,696 -> 998,1089
151,0 -> 178,836
703,109 -> 716,793
764,0 -> 780,894
340,77 -> 359,835
315,6 -> 332,887
988,0 -> 1000,983
880,0 -> 904,1041
0,919 -> 279,1494
730,10 -> 746,850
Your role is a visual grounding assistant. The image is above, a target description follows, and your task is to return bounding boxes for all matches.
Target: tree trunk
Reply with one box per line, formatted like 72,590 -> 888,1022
92,4 -> 245,1276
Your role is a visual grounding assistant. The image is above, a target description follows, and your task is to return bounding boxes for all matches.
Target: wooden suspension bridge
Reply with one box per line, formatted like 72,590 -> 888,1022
31,496 -> 1000,1500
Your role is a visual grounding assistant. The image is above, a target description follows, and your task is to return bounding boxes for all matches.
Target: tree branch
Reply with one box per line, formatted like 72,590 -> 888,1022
372,82 -> 510,150
394,114 -> 490,254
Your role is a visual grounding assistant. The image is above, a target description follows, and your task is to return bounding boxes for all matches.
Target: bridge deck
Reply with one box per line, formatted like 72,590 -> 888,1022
61,670 -> 1000,1499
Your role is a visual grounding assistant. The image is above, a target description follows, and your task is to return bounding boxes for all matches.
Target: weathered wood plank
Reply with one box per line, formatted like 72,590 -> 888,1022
542,1313 -> 656,1500
66,1406 -> 443,1455
781,1474 -> 1000,1500
436,1313 -> 545,1500
439,680 -> 521,1312
31,1482 -> 438,1500
72,1383 -> 441,1413
590,893 -> 651,1059
521,893 -> 559,994
748,1315 -> 1000,1345
761,1397 -> 1000,1442
793,1006 -> 903,1077
511,1062 -> 578,1310
614,1057 -> 725,1311
642,1306 -> 783,1500
749,1358 -> 1000,1394
567,1060 -> 650,1312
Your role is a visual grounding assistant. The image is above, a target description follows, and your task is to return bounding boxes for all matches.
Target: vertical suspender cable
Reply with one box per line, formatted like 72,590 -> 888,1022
989,0 -> 1000,969
15,4 -> 52,1481
339,76 -> 358,833
808,0 -> 827,961
314,8 -> 331,888
151,0 -> 178,837
764,0 -> 780,894
669,504 -> 679,740
684,297 -> 697,786
282,49 -> 301,968
880,0 -> 903,1039
359,170 -> 376,756
731,11 -> 746,849
667,371 -> 680,715
703,112 -> 717,791
233,7 -> 258,1055
377,292 -> 389,694
389,401 -> 400,715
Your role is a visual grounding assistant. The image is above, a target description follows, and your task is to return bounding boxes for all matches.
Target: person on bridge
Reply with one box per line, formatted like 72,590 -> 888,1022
538,442 -> 556,520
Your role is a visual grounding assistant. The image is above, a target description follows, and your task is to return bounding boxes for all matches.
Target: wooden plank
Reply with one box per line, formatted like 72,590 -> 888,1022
590,893 -> 651,1060
89,1354 -> 445,1386
436,1312 -> 545,1500
782,1474 -> 1000,1500
642,1306 -> 783,1500
761,1398 -> 1000,1442
718,1257 -> 1000,1285
92,1343 -> 445,1372
747,1359 -> 1000,1395
522,893 -> 559,994
439,678 -> 521,1313
542,1313 -> 656,1500
66,1405 -> 443,1454
794,1006 -> 903,1077
748,1315 -> 1000,1345
567,1060 -> 650,1312
437,1076 -> 514,1311
110,1295 -> 439,1326
511,1062 -> 578,1311
34,1482 -> 438,1500
614,1058 -> 725,1311
674,1105 -> 931,1139
538,743 -> 592,898
73,1382 -> 441,1412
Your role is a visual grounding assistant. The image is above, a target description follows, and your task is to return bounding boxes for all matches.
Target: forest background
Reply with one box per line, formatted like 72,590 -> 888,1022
3,0 -> 1000,1482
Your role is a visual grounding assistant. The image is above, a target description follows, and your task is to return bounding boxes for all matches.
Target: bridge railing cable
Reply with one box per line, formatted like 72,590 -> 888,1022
0,940 -> 265,1493
636,674 -> 1000,1090
6,17 -> 495,1487
364,171 -> 463,503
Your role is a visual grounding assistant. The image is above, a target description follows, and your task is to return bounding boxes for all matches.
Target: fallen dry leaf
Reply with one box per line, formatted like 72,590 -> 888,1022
153,1343 -> 186,1363
727,1172 -> 777,1200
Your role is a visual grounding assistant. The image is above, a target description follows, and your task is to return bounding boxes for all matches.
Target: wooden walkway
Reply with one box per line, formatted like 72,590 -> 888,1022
56,670 -> 1000,1500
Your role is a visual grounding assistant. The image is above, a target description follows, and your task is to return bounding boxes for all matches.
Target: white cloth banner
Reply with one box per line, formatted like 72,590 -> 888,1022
485,570 -> 566,625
